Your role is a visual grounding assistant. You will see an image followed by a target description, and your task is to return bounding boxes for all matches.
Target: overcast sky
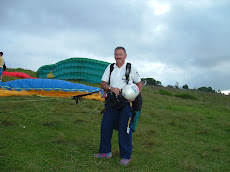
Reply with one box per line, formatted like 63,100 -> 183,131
1,0 -> 230,93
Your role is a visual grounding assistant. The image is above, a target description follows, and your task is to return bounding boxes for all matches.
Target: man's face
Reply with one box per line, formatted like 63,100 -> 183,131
114,49 -> 127,66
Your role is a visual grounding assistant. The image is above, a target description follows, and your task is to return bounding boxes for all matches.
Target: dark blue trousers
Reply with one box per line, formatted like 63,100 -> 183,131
99,97 -> 133,159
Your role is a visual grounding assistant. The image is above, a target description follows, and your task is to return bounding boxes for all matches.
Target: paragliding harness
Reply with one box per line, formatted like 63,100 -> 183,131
101,63 -> 143,132
72,63 -> 142,132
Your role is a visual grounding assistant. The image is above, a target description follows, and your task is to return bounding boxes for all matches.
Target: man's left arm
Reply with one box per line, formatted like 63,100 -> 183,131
131,65 -> 143,93
136,81 -> 143,93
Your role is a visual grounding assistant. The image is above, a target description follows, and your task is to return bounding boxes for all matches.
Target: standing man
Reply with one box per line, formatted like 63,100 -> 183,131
93,47 -> 143,166
0,52 -> 4,82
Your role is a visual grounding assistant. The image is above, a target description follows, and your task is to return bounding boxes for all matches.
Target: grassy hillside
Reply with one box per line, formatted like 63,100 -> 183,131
0,69 -> 230,171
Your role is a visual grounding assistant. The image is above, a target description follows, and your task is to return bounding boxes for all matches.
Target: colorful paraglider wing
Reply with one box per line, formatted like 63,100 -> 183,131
3,71 -> 35,79
0,79 -> 104,101
36,57 -> 110,83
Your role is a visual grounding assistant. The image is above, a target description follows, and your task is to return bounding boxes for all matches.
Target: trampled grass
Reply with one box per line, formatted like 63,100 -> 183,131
1,72 -> 230,171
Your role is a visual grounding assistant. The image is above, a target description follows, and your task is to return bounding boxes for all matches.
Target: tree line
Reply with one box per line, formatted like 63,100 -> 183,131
141,78 -> 222,94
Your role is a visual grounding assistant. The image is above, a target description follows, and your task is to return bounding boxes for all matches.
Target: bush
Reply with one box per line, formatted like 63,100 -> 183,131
197,86 -> 215,93
174,93 -> 199,100
158,89 -> 173,96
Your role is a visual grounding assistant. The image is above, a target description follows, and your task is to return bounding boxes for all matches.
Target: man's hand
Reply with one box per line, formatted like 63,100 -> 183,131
111,87 -> 121,95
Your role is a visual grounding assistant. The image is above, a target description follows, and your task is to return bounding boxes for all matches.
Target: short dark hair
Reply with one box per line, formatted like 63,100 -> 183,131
114,47 -> 126,53
0,52 -> 3,56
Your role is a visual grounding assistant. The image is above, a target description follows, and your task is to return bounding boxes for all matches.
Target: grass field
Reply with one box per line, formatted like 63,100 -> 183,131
0,70 -> 230,171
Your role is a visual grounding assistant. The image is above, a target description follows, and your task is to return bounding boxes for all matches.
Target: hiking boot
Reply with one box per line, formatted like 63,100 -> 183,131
93,152 -> 112,159
120,158 -> 130,166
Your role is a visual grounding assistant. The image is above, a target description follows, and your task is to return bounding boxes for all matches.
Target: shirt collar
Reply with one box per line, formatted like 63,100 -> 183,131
115,61 -> 127,69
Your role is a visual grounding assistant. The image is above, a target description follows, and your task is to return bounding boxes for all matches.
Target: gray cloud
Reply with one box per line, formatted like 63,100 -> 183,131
1,0 -> 230,92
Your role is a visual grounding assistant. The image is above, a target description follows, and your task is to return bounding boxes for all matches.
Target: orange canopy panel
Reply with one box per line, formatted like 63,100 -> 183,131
0,79 -> 104,101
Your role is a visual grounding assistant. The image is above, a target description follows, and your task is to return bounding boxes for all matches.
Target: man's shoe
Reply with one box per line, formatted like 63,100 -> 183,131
93,152 -> 112,159
120,158 -> 130,166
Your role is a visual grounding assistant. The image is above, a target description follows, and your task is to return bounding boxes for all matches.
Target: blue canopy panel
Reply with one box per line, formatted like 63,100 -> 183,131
0,79 -> 101,93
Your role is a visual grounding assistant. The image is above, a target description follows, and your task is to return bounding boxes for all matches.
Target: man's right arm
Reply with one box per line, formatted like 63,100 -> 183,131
101,81 -> 111,92
101,81 -> 121,95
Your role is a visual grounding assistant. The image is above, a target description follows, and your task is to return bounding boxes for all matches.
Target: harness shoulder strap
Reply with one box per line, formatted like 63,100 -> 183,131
125,63 -> 131,84
109,62 -> 131,84
108,63 -> 115,85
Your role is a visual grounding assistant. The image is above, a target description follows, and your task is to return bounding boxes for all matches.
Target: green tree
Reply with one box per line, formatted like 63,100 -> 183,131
141,78 -> 162,86
197,86 -> 215,93
166,84 -> 173,88
182,84 -> 189,89
156,81 -> 162,86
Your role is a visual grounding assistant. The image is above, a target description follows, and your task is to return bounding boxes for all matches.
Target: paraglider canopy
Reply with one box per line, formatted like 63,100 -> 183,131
0,78 -> 104,101
3,71 -> 35,79
36,57 -> 110,83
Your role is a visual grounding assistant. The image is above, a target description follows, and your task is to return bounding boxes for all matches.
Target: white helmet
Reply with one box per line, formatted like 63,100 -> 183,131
122,83 -> 139,100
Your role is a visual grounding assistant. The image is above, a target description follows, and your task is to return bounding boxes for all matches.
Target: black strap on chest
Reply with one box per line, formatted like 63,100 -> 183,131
125,63 -> 131,84
108,63 -> 115,85
108,63 -> 131,85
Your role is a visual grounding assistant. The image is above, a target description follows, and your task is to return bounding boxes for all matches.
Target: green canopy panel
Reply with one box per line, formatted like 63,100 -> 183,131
36,57 -> 110,83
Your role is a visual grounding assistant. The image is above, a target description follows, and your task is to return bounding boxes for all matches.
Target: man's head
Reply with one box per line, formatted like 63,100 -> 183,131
0,52 -> 3,56
114,47 -> 127,67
